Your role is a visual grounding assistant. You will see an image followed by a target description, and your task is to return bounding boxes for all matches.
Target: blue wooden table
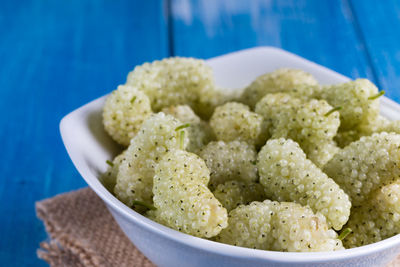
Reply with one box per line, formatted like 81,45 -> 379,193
1,0 -> 399,265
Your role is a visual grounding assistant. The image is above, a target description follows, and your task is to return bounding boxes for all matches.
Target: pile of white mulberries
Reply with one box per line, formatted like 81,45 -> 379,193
113,113 -> 189,211
255,93 -> 340,167
101,58 -> 400,252
216,200 -> 344,252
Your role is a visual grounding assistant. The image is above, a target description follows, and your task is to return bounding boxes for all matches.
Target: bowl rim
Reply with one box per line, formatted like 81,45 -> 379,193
60,46 -> 400,263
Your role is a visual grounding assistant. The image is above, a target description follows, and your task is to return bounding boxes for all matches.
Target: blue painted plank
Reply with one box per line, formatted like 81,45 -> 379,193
349,0 -> 400,102
0,0 -> 168,265
171,0 -> 375,81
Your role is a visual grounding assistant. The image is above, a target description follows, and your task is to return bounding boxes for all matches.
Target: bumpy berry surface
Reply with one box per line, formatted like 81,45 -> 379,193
343,180 -> 400,248
286,83 -> 322,100
162,104 -> 201,124
217,200 -> 343,252
114,113 -> 188,210
241,68 -> 318,109
101,150 -> 127,192
258,138 -> 351,230
335,115 -> 400,148
374,179 -> 400,216
152,149 -> 228,238
210,102 -> 263,145
103,85 -> 152,146
318,79 -> 380,131
324,132 -> 400,206
306,141 -> 340,168
255,93 -> 340,167
126,57 -> 227,119
254,93 -> 301,140
380,120 -> 400,134
126,57 -> 212,110
334,130 -> 362,148
194,86 -> 238,119
338,116 -> 400,148
162,105 -> 214,153
213,181 -> 266,212
361,115 -> 400,135
199,141 -> 258,189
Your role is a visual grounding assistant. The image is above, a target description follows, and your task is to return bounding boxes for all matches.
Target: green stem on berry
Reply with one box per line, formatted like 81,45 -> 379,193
338,228 -> 352,241
368,91 -> 385,100
324,106 -> 342,117
132,200 -> 156,210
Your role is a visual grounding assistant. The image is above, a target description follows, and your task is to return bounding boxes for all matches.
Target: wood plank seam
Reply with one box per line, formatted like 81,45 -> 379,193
166,0 -> 176,56
346,0 -> 381,87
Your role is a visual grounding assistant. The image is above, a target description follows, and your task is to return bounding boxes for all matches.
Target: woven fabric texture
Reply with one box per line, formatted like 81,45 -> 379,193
36,188 -> 154,267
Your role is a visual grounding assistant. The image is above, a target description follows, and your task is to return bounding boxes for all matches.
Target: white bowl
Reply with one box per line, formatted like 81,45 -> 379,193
60,47 -> 400,267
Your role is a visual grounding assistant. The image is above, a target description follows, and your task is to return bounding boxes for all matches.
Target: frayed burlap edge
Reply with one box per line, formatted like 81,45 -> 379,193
35,188 -> 154,267
36,200 -> 108,267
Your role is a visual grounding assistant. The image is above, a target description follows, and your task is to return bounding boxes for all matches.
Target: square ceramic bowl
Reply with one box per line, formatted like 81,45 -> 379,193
60,47 -> 400,267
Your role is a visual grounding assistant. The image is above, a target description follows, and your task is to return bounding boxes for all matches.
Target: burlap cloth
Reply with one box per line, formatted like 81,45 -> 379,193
36,188 -> 400,267
36,188 -> 154,267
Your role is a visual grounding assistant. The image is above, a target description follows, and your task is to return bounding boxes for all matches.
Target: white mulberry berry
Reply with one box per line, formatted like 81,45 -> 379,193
258,138 -> 351,230
152,149 -> 228,238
